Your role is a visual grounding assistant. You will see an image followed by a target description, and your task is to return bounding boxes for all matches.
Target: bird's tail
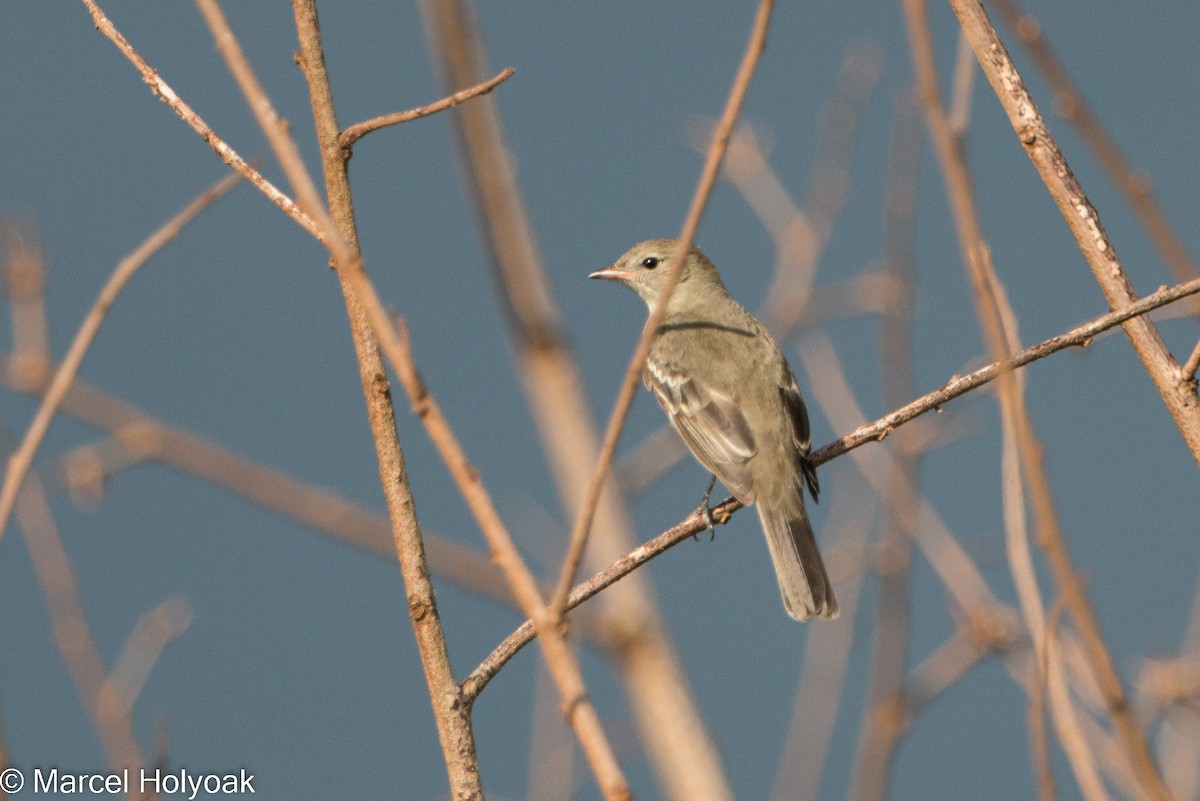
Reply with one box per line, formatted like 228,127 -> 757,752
756,501 -> 838,621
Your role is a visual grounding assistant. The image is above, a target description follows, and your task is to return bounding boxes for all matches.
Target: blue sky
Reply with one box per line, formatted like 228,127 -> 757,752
1,2 -> 1198,800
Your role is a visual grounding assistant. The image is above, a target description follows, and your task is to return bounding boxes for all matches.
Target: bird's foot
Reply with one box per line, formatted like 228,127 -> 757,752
691,475 -> 718,541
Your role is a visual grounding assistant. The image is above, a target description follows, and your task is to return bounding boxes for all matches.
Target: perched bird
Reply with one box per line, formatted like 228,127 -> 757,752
591,239 -> 838,620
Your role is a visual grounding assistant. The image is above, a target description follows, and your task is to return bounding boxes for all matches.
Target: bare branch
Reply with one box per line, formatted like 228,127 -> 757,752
948,0 -> 1200,465
417,2 -> 734,796
15,474 -> 143,772
0,170 -> 242,549
338,67 -> 516,148
390,320 -> 631,801
78,0 -> 320,240
550,0 -> 776,619
813,275 -> 1200,467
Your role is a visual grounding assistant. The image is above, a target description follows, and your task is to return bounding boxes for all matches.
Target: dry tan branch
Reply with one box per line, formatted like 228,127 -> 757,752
918,3 -> 1171,798
417,1 -> 735,798
390,320 -> 631,801
948,0 -> 1200,466
15,475 -> 143,774
338,67 -> 516,149
0,170 -> 243,549
813,276 -> 1200,467
79,0 -> 320,240
550,0 -> 776,619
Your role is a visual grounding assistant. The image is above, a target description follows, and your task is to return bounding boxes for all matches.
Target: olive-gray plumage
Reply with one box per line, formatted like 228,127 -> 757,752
591,239 -> 838,620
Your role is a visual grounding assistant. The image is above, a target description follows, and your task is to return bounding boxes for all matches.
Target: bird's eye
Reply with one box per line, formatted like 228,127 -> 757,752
641,257 -> 660,269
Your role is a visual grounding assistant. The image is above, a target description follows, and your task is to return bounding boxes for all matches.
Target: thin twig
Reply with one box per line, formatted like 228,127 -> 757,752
78,0 -> 320,240
1181,338 -> 1200,385
390,320 -> 631,801
948,0 -> 1200,465
462,497 -> 742,702
417,3 -> 733,797
109,597 -> 194,712
464,275 -> 1200,700
550,0 -> 776,619
813,275 -> 1200,466
850,92 -> 923,801
947,3 -> 1179,797
338,67 -> 515,148
15,474 -> 143,774
285,1 -> 485,797
0,170 -> 242,548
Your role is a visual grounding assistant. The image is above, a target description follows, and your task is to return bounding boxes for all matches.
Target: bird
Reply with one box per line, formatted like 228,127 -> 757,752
590,238 -> 838,620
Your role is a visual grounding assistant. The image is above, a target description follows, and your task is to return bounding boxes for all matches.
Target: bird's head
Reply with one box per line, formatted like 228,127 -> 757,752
590,239 -> 729,312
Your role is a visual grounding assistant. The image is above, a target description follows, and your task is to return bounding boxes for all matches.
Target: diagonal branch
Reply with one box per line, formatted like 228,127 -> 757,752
391,321 -> 631,800
78,0 -> 320,240
549,0 -> 775,619
814,275 -> 1200,466
466,272 -> 1200,698
338,67 -> 515,148
947,0 -> 1200,465
0,170 -> 243,548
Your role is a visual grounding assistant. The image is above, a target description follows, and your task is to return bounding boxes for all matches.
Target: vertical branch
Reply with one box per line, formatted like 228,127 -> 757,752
415,2 -> 735,800
947,0 -> 1200,464
850,94 -> 923,801
2,221 -> 50,381
772,493 -> 873,801
390,324 -> 631,801
914,2 -> 1172,798
285,3 -> 483,798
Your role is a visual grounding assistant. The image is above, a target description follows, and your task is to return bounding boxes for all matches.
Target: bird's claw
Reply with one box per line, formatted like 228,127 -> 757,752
691,475 -> 718,541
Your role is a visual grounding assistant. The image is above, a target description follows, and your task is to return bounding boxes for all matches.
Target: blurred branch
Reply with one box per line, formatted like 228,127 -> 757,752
916,2 -> 1169,798
390,319 -> 631,800
551,0 -> 775,619
15,474 -> 143,773
0,170 -> 243,550
850,93 -> 923,801
773,493 -> 873,801
948,0 -> 1200,466
0,353 -> 510,607
417,1 -> 734,799
110,596 -> 194,712
78,0 -> 320,240
338,67 -> 515,148
2,221 -> 50,378
988,0 -> 1200,293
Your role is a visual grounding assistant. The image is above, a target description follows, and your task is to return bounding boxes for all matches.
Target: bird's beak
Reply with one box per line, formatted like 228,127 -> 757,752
589,264 -> 629,281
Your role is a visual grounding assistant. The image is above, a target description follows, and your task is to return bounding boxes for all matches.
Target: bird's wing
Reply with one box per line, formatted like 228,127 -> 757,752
779,377 -> 820,502
645,360 -> 757,503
